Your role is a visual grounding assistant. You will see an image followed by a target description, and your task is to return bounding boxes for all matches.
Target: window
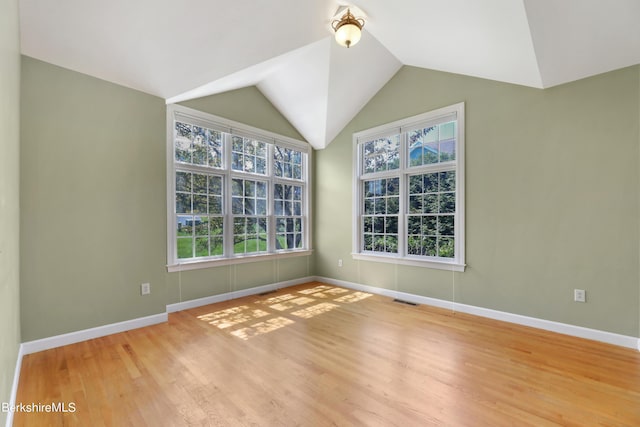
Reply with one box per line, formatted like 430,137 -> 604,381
167,105 -> 311,272
353,103 -> 465,271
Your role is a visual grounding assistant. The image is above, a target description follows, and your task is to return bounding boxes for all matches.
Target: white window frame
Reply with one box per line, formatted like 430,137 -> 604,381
166,104 -> 312,272
352,102 -> 465,272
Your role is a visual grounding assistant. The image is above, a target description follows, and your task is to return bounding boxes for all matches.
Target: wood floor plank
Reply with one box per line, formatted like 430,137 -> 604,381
13,281 -> 640,426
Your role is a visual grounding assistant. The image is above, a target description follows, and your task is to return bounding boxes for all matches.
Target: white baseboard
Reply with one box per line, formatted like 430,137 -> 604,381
316,276 -> 640,351
20,313 -> 168,356
166,276 -> 317,313
19,276 -> 317,357
5,344 -> 24,427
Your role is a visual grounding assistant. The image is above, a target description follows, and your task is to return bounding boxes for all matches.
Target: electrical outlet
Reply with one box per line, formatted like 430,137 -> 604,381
338,259 -> 343,267
574,289 -> 586,303
141,283 -> 151,296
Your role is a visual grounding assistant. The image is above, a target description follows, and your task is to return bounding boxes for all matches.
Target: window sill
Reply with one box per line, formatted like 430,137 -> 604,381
167,249 -> 313,272
351,253 -> 466,272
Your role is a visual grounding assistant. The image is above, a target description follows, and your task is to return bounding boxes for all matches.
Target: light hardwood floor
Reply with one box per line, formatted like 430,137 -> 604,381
14,282 -> 640,426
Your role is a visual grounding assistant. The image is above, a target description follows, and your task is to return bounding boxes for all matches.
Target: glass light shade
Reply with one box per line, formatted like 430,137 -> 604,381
335,23 -> 362,48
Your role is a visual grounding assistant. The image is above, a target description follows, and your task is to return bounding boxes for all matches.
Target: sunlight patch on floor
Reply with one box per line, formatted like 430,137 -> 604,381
310,288 -> 349,298
260,293 -> 297,304
230,317 -> 295,340
269,297 -> 316,311
291,303 -> 340,319
197,306 -> 271,329
297,285 -> 333,295
196,285 -> 375,340
334,292 -> 372,304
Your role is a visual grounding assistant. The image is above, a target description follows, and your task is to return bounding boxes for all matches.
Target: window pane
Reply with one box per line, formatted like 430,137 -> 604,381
233,216 -> 268,255
364,199 -> 374,215
440,140 -> 455,162
245,199 -> 255,215
385,236 -> 398,253
362,178 -> 399,254
256,182 -> 267,198
256,199 -> 267,216
176,172 -> 191,192
175,170 -> 225,260
364,234 -> 373,251
193,195 -> 207,214
385,217 -> 398,234
210,217 -> 223,233
423,216 -> 437,235
177,237 -> 193,259
439,171 -> 456,192
424,194 -> 438,214
274,146 -> 303,180
374,217 -> 384,233
232,137 -> 267,175
176,216 -> 192,236
176,193 -> 191,214
175,122 -> 224,169
440,193 -> 455,213
193,174 -> 207,194
438,215 -> 454,236
175,122 -> 192,163
423,237 -> 437,256
408,122 -> 456,167
409,175 -> 422,193
193,142 -> 207,165
231,178 -> 270,254
424,173 -> 438,192
209,196 -> 222,214
210,237 -> 224,255
194,216 -> 208,236
245,181 -> 255,197
363,217 -> 373,233
362,135 -> 400,174
408,236 -> 421,255
438,237 -> 455,258
387,178 -> 399,195
232,197 -> 243,214
208,176 -> 222,194
409,195 -> 422,214
232,153 -> 243,171
232,179 -> 243,196
275,181 -> 304,251
406,172 -> 456,258
256,158 -> 266,175
407,216 -> 420,235
207,133 -> 223,168
195,237 -> 209,257
440,122 -> 455,140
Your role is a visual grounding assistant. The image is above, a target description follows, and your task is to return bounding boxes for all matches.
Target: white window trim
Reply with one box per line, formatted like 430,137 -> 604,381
352,102 -> 466,271
166,104 -> 313,272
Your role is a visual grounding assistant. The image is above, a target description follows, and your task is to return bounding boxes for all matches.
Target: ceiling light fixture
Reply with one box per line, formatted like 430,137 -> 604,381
331,8 -> 365,48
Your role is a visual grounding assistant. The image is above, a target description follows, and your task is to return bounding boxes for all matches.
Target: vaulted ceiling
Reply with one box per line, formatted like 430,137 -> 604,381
19,0 -> 640,149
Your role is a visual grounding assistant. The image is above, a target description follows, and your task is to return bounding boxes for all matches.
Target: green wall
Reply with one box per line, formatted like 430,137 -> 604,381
0,0 -> 22,424
18,55 -> 640,343
20,57 -> 167,341
315,65 -> 640,337
20,58 -> 314,341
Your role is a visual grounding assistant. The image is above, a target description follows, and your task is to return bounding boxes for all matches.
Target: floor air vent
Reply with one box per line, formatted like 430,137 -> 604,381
393,299 -> 418,306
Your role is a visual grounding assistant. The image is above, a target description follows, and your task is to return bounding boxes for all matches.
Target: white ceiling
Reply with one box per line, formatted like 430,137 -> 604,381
19,0 -> 640,149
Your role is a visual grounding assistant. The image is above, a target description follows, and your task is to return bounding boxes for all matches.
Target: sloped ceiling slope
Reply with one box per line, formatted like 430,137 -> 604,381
19,0 -> 640,149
